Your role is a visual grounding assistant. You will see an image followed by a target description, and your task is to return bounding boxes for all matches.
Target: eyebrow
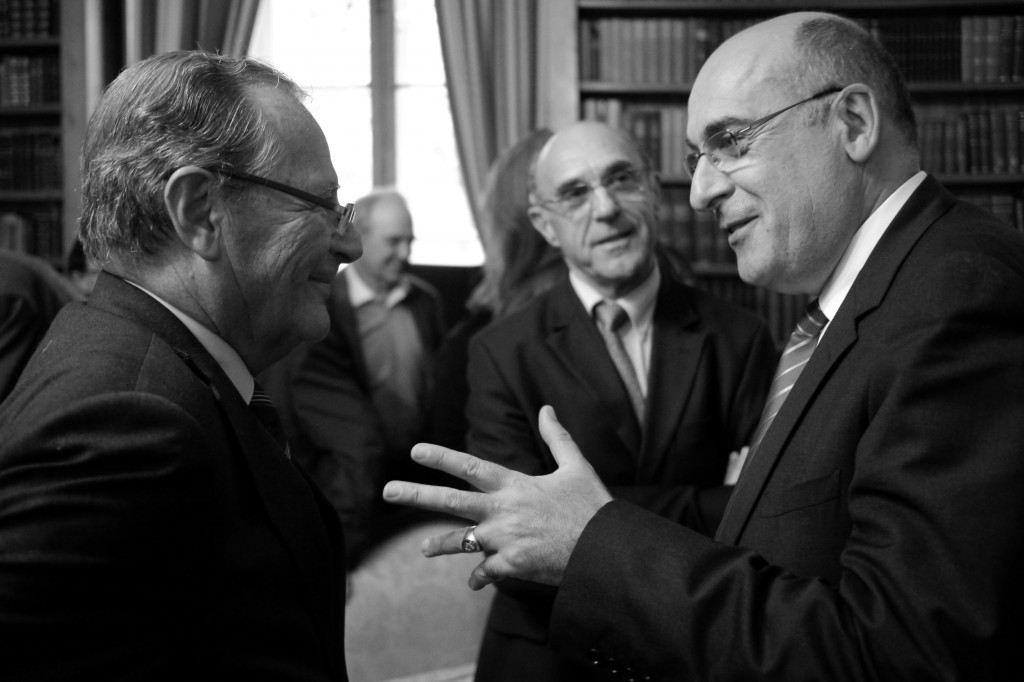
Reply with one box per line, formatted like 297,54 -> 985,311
690,115 -> 750,149
553,159 -> 637,194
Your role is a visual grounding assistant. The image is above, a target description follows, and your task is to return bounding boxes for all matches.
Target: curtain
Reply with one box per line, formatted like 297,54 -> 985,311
435,0 -> 538,231
124,0 -> 262,66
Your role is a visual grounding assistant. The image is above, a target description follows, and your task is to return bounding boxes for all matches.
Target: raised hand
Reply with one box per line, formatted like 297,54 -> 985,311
382,405 -> 613,589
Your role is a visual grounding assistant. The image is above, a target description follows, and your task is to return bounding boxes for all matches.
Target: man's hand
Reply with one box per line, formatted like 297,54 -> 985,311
382,405 -> 613,590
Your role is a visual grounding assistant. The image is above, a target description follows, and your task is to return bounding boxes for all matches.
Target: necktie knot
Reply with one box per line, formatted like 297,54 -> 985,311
790,299 -> 829,344
595,300 -> 629,334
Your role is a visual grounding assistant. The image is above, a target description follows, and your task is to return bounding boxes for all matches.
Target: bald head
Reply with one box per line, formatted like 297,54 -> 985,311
684,11 -> 920,296
527,120 -> 659,300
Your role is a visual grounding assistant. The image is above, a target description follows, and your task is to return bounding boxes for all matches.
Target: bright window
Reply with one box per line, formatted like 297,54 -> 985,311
249,0 -> 481,266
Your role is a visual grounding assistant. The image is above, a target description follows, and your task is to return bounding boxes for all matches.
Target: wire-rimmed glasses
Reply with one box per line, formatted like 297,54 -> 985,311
685,86 -> 844,177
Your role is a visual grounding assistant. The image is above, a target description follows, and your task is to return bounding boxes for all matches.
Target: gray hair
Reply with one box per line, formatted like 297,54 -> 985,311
78,50 -> 307,264
793,14 -> 917,146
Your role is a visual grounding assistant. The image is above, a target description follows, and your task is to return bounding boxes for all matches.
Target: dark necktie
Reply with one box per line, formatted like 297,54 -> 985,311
742,299 -> 829,472
594,300 -> 645,424
249,383 -> 291,458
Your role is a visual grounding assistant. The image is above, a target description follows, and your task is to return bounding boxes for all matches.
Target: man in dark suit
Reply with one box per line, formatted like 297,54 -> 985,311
467,120 -> 778,681
0,51 -> 362,680
385,12 -> 1024,681
287,191 -> 445,566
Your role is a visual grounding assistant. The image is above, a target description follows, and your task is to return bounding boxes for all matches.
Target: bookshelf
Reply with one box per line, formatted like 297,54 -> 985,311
539,0 -> 1024,346
0,0 -> 96,268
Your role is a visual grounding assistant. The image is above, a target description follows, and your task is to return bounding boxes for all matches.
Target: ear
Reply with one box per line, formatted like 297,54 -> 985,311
834,84 -> 880,163
528,204 -> 561,248
163,166 -> 224,260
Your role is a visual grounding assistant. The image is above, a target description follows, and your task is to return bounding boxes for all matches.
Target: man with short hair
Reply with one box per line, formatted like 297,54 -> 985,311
466,120 -> 777,681
0,51 -> 361,680
386,12 -> 1024,681
290,187 -> 445,566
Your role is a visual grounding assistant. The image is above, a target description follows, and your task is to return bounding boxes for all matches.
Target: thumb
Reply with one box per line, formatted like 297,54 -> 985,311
538,405 -> 587,469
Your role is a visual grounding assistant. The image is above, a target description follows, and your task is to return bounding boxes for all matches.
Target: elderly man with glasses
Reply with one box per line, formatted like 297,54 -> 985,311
386,12 -> 1024,682
462,119 -> 778,682
0,51 -> 360,679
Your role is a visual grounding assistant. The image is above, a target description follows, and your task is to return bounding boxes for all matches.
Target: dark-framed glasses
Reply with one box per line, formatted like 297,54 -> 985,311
685,86 -> 844,177
534,166 -> 648,215
209,167 -> 356,230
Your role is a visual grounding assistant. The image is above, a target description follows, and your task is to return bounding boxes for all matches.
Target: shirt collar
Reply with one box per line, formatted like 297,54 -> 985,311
125,281 -> 255,403
570,263 -> 661,333
818,170 -> 928,326
344,264 -> 411,309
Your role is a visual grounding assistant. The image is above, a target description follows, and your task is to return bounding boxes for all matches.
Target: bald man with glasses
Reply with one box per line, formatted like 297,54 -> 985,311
463,120 -> 778,682
387,12 -> 1024,681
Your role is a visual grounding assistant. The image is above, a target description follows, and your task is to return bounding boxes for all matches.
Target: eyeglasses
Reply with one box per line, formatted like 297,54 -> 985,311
534,166 -> 648,215
209,167 -> 356,230
685,86 -> 844,177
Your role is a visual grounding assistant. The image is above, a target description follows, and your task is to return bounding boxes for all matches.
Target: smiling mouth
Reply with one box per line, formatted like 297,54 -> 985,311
723,216 -> 755,236
593,227 -> 637,246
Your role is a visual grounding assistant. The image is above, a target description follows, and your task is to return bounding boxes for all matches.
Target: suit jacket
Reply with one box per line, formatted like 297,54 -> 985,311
0,272 -> 347,681
549,176 -> 1024,681
286,271 -> 445,565
467,268 -> 778,681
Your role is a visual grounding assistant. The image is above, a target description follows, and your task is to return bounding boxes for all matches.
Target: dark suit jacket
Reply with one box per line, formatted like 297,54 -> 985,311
467,268 -> 778,681
0,272 -> 347,681
286,271 -> 445,565
549,176 -> 1024,681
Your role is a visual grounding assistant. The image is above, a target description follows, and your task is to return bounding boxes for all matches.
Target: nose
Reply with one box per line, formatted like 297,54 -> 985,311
590,184 -> 621,220
689,155 -> 733,213
332,222 -> 363,264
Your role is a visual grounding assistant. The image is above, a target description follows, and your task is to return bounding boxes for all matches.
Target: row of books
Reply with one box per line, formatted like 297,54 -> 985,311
0,129 -> 61,190
583,98 -> 690,176
0,205 -> 61,260
0,54 -> 58,107
657,186 -> 732,267
0,0 -> 57,39
862,16 -> 1024,84
917,104 -> 1024,175
579,17 -> 756,85
578,15 -> 1024,86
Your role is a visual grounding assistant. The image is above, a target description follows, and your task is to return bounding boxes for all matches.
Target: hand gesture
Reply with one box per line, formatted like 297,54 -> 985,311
382,406 -> 613,589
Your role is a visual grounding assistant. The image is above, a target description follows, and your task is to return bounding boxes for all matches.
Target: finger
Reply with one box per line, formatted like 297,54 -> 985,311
409,442 -> 513,493
537,405 -> 588,469
420,525 -> 477,557
382,480 -> 486,519
468,555 -> 507,591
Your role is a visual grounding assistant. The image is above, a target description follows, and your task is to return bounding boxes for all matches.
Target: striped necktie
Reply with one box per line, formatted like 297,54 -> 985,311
594,300 -> 645,425
742,299 -> 828,471
249,383 -> 291,458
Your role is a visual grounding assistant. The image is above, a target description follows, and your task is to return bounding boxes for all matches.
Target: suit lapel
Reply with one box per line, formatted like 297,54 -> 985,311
639,275 -> 703,467
91,274 -> 340,669
545,281 -> 642,451
715,176 -> 957,544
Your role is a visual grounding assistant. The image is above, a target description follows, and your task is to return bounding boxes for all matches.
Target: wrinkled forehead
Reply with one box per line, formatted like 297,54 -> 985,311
534,124 -> 643,193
